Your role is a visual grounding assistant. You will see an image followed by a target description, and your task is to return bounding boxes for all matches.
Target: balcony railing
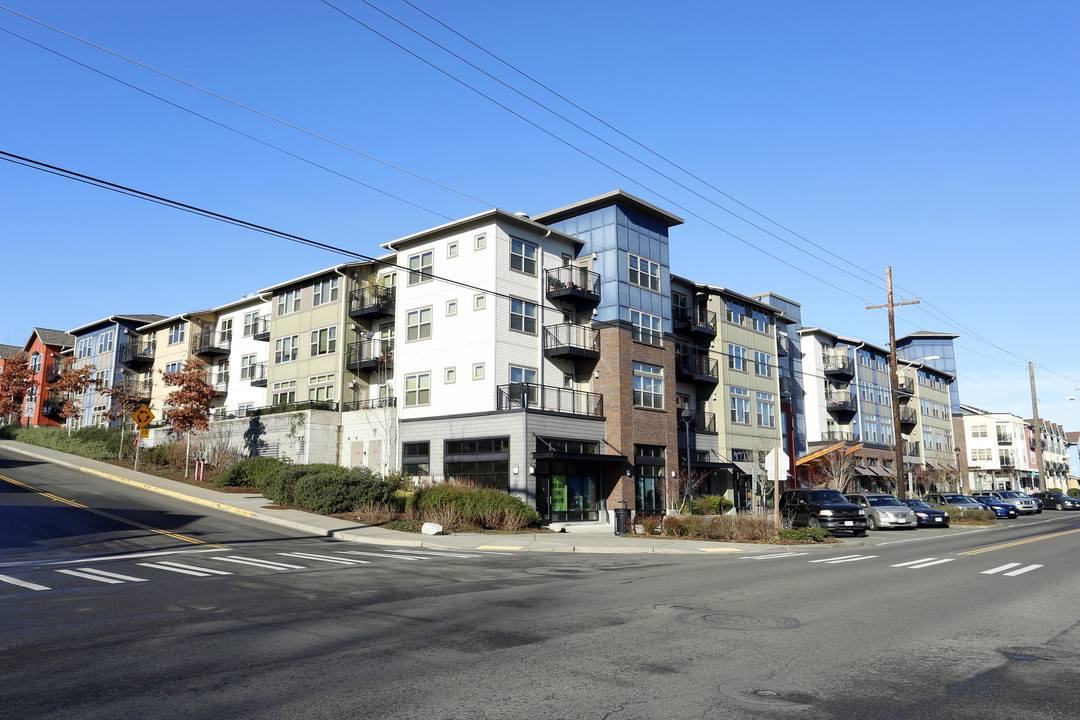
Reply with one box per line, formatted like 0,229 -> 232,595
348,285 -> 396,319
545,266 -> 600,305
675,355 -> 720,385
211,372 -> 230,392
823,354 -> 854,375
826,391 -> 856,412
245,361 -> 268,387
779,376 -> 793,397
342,397 -> 397,412
673,307 -> 718,337
679,410 -> 717,434
346,339 -> 394,373
776,332 -> 791,357
192,330 -> 232,357
496,383 -> 603,418
902,440 -> 921,457
997,432 -> 1013,444
543,324 -> 600,361
42,392 -> 66,416
221,400 -> 339,419
251,317 -> 271,342
899,407 -> 918,425
817,430 -> 859,443
45,362 -> 64,383
119,341 -> 156,367
897,376 -> 915,395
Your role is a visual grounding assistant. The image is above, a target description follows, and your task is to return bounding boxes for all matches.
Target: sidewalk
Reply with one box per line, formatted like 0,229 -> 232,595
0,439 -> 854,555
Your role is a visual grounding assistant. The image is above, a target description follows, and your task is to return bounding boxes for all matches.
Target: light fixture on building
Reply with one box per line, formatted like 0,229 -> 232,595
512,465 -> 519,475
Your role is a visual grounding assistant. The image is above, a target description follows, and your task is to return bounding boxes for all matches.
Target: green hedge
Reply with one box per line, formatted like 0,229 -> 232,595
214,457 -> 284,488
692,494 -> 734,515
1069,488 -> 1080,499
414,482 -> 541,528
257,463 -> 399,515
0,425 -> 123,460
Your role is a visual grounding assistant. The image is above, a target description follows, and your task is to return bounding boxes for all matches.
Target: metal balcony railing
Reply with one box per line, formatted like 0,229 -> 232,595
900,407 -> 918,425
348,285 -> 396,319
496,383 -> 603,417
245,361 -> 268,387
251,317 -> 271,341
679,410 -> 717,433
819,430 -> 859,443
192,330 -> 232,357
342,397 -> 397,412
826,391 -> 856,412
776,332 -> 791,356
673,307 -> 718,336
897,376 -> 915,395
902,440 -> 920,456
119,341 -> 156,366
675,355 -> 720,384
823,354 -> 854,375
543,324 -> 600,360
346,339 -> 394,372
545,266 -> 600,304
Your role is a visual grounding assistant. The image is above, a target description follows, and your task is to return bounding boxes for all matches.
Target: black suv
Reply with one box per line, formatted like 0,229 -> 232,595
779,488 -> 868,536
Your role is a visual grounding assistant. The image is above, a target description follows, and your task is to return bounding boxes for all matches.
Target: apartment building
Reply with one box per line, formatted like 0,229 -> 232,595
753,293 -> 806,482
1027,418 -> 1071,490
19,328 -> 75,427
188,295 -> 272,419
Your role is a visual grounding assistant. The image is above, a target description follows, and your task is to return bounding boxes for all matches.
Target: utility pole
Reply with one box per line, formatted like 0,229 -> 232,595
1029,362 -> 1045,492
867,266 -> 919,499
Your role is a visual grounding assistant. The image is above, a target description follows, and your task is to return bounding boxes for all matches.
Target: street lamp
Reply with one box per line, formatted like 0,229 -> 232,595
681,408 -> 694,513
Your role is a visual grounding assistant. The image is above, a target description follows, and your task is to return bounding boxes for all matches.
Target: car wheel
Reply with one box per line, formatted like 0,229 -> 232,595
781,515 -> 793,530
867,515 -> 879,530
853,528 -> 867,538
1056,503 -> 1064,511
808,516 -> 821,529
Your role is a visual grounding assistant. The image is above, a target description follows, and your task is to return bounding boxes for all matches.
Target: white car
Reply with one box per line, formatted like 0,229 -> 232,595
845,493 -> 918,530
986,490 -> 1039,515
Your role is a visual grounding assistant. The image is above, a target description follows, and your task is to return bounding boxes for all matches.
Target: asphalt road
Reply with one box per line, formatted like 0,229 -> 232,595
3,450 -> 1079,719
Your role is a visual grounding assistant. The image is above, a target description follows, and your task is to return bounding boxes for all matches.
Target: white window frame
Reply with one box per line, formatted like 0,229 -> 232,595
309,326 -> 337,357
633,362 -> 664,409
630,309 -> 661,345
447,241 -> 458,258
275,334 -> 299,364
312,277 -> 339,307
408,250 -> 434,285
277,289 -> 301,316
405,372 -> 431,407
510,237 -> 537,276
446,299 -> 458,317
167,322 -> 186,346
406,307 -> 432,342
509,298 -> 537,335
628,253 -> 661,292
243,311 -> 260,337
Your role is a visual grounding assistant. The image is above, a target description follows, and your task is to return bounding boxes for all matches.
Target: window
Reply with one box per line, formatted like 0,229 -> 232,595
308,374 -> 335,402
864,418 -> 879,444
272,380 -> 296,405
672,292 -> 689,314
447,241 -> 458,258
751,309 -> 771,334
98,332 -> 114,353
474,233 -> 486,250
754,351 -> 772,377
243,311 -> 260,337
730,387 -> 751,424
756,392 -> 775,427
312,278 -> 338,306
275,334 -> 299,363
509,365 -> 537,404
725,301 -> 745,325
630,309 -> 661,345
635,445 -> 665,513
510,298 -> 537,334
403,441 -> 430,477
404,372 -> 430,407
633,362 -> 663,409
473,363 -> 485,380
29,352 -> 42,373
728,344 -> 747,371
446,299 -> 457,316
76,338 -> 92,359
167,322 -> 186,345
971,448 -> 992,462
164,361 -> 182,375
406,307 -> 432,341
445,367 -> 456,384
1000,449 -> 1012,466
240,354 -> 257,380
445,437 -> 510,490
880,416 -> 894,445
971,424 -> 988,438
510,237 -> 537,275
628,253 -> 660,292
408,250 -> 434,285
95,370 -> 111,390
474,294 -> 486,311
310,326 -> 337,356
277,289 -> 301,316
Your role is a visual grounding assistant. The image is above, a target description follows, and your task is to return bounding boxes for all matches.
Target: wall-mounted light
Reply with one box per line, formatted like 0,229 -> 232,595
512,465 -> 519,475
528,466 -> 535,475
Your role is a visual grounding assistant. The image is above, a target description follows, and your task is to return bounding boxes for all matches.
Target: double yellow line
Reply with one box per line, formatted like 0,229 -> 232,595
1,473 -> 226,548
958,528 -> 1080,555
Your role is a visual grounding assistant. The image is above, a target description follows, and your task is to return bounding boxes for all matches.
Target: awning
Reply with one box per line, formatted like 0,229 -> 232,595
733,461 -> 768,476
533,451 -> 628,464
795,442 -> 844,467
855,466 -> 876,476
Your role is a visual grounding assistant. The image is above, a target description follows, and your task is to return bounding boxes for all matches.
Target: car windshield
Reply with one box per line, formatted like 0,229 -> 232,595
941,495 -> 969,503
807,489 -> 847,503
868,496 -> 903,507
905,499 -> 932,509
998,491 -> 1023,498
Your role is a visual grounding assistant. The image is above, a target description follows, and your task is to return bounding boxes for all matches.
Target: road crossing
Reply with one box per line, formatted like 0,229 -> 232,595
0,546 -> 510,595
741,551 -> 1045,577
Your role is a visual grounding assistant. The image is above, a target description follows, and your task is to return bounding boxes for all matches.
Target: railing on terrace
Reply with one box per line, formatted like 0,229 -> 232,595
544,266 -> 600,303
342,397 -> 397,412
251,317 -> 271,341
220,400 -> 339,418
818,430 -> 859,443
119,341 -> 156,366
192,329 -> 232,356
496,382 -> 603,417
673,307 -> 718,335
679,410 -> 717,433
542,324 -> 600,358
348,285 -> 396,318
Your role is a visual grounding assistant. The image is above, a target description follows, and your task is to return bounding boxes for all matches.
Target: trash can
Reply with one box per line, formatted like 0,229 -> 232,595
614,508 -> 631,536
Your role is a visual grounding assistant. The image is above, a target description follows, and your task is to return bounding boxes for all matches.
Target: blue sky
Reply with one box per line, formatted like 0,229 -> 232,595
2,1 -> 1079,427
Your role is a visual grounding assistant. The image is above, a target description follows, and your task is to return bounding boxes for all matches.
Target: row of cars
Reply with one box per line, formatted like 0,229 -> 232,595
778,487 -> 1080,536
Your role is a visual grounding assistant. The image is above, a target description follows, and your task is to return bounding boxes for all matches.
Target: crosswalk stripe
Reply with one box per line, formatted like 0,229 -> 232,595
905,559 -> 955,569
278,553 -> 371,565
56,569 -> 126,584
339,551 -> 430,561
210,556 -> 306,570
814,555 -> 878,564
741,552 -> 808,560
982,563 -> 1022,575
384,549 -> 484,559
891,558 -> 938,567
148,561 -> 233,576
74,568 -> 149,582
0,574 -> 50,591
138,562 -> 219,577
1003,564 -> 1043,577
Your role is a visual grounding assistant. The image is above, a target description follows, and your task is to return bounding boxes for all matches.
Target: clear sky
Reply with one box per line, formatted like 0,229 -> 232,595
2,1 -> 1078,428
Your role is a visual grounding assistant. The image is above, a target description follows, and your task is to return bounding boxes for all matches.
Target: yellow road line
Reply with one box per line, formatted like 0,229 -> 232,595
958,528 -> 1080,555
0,473 -> 227,548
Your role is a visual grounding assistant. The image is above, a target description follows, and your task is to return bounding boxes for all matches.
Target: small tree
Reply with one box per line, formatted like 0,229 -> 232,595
49,358 -> 98,434
0,351 -> 30,422
102,379 -> 147,459
804,446 -> 859,493
161,358 -> 219,476
670,466 -> 711,514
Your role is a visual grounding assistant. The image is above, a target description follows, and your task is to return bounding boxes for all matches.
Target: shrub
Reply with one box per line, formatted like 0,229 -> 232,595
1046,487 -> 1063,494
258,463 -> 399,515
214,456 -> 284,488
412,481 -> 540,530
1069,488 -> 1080,499
637,514 -> 661,535
778,527 -> 834,543
355,502 -> 398,525
693,495 -> 734,515
0,425 -> 122,460
941,505 -> 996,524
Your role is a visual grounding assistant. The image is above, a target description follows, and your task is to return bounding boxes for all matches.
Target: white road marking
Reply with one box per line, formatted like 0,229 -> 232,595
891,558 -> 938,567
905,559 -> 955,569
278,553 -> 371,565
210,556 -> 306,570
339,551 -> 431,561
1003,564 -> 1043,577
807,555 -> 877,564
740,552 -> 809,560
0,574 -> 50,591
384,549 -> 485,559
56,569 -> 126,584
981,563 -> 1022,575
73,568 -> 150,582
148,561 -> 233,576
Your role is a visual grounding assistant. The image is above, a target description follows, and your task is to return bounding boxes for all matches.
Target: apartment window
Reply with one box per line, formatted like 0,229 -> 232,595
275,334 -> 299,363
971,424 -> 988,438
864,418 -> 879,444
935,433 -> 944,451
728,344 -> 747,372
446,300 -> 457,317
474,233 -> 486,250
277,289 -> 301,316
408,250 -> 434,285
243,311 -> 260,337
751,309 -> 771,334
308,374 -> 335,402
404,373 -> 430,407
633,362 -> 664,409
474,294 -> 486,311
672,292 -> 689,314
510,298 -> 537,334
29,352 -> 42,373
730,387 -> 751,424
628,253 -> 660,292
725,301 -> 745,325
406,307 -> 432,342
1000,449 -> 1012,466
310,326 -> 337,356
240,354 -> 257,380
859,353 -> 871,367
167,322 -> 186,345
272,380 -> 296,405
76,338 -> 92,359
880,416 -> 894,445
756,392 -> 775,427
630,309 -> 661,345
312,278 -> 338,306
754,351 -> 772,377
924,429 -> 934,448
447,241 -> 458,258
403,441 -> 430,476
634,445 -> 665,513
971,448 -> 992,462
472,363 -> 485,380
510,237 -> 537,275
164,361 -> 182,375
98,332 -> 114,353
95,370 -> 111,390
445,437 -> 510,490
445,367 -> 456,384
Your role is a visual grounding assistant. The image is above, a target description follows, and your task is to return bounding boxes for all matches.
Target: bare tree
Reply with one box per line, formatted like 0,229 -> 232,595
804,446 -> 859,493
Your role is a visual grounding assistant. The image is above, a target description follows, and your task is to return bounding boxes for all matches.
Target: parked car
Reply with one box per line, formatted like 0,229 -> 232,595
900,498 -> 950,527
1030,491 -> 1080,511
779,488 -> 868,536
845,493 -> 918,530
984,490 -> 1039,515
924,492 -> 989,513
971,495 -> 1020,519
1026,494 -> 1044,513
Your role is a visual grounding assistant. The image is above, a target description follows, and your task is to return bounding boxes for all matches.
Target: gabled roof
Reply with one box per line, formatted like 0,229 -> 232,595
532,190 -> 684,228
381,209 -> 584,252
25,328 -> 75,351
0,344 -> 21,360
68,314 -> 168,336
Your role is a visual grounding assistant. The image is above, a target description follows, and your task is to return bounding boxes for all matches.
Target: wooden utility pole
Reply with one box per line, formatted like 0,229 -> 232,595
867,266 -> 919,499
1029,362 -> 1045,492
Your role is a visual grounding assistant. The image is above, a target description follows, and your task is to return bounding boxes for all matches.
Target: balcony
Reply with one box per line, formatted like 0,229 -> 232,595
816,430 -> 859,444
545,266 -> 600,306
251,317 -> 271,342
826,391 -> 856,414
246,361 -> 268,388
45,362 -> 64,383
119,341 -> 155,368
231,400 -> 339,418
346,339 -> 394,373
348,285 -> 396,320
42,392 -> 66,417
823,354 -> 854,377
997,432 -> 1013,445
496,383 -> 603,418
776,332 -> 791,357
897,376 -> 915,395
342,396 -> 397,412
543,324 -> 600,362
779,376 -> 792,397
192,330 -> 232,357
678,410 -> 717,434
675,355 -> 720,385
673,307 -> 718,338
900,407 -> 918,428
129,379 -> 153,402
902,440 -> 921,457
211,372 -> 230,393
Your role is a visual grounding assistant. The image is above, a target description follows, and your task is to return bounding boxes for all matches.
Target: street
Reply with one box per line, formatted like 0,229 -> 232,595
2,449 -> 1079,719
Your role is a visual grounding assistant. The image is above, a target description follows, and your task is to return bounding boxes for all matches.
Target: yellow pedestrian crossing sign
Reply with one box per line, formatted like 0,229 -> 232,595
132,405 -> 155,428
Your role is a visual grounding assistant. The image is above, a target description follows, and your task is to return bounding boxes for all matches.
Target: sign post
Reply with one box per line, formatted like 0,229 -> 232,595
131,406 -> 155,473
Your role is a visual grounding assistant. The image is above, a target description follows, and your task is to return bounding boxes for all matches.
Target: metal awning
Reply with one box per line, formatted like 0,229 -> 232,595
533,451 -> 628,464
